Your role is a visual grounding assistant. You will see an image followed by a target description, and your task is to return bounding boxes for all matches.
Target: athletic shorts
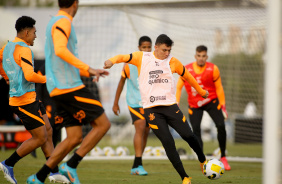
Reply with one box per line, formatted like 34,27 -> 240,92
144,104 -> 186,130
51,87 -> 104,127
128,106 -> 148,126
10,100 -> 46,130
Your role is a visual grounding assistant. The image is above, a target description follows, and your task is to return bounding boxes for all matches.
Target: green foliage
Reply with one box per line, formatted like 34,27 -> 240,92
211,53 -> 264,115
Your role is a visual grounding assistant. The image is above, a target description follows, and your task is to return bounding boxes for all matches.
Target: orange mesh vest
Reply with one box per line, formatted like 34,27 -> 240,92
184,62 -> 217,108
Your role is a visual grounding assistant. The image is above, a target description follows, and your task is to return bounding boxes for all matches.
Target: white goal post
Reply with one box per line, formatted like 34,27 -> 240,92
263,0 -> 282,184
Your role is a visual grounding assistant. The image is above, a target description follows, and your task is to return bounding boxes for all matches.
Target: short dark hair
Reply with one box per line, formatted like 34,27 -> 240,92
58,0 -> 76,8
139,36 -> 152,46
15,16 -> 36,33
155,34 -> 174,47
196,45 -> 208,52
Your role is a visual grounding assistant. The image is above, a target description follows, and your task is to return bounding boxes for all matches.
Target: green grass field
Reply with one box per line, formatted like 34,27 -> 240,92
0,147 -> 262,184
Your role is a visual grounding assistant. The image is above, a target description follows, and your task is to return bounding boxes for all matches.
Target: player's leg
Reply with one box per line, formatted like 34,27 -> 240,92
128,107 -> 148,175
59,87 -> 110,183
1,101 -> 47,184
75,113 -> 110,157
205,99 -> 231,170
58,113 -> 110,184
188,106 -> 204,149
166,104 -> 206,163
144,106 -> 189,181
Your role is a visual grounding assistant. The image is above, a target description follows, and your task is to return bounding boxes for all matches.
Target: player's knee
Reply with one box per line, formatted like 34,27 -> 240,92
70,136 -> 83,147
47,126 -> 53,137
102,121 -> 111,132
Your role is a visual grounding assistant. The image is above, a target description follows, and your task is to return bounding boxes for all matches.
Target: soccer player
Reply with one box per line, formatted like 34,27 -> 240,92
27,0 -> 110,183
0,16 -> 69,184
112,36 -> 152,175
104,34 -> 209,184
176,45 -> 231,170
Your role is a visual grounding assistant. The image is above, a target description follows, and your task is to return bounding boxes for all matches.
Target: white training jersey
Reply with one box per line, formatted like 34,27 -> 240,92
139,52 -> 176,108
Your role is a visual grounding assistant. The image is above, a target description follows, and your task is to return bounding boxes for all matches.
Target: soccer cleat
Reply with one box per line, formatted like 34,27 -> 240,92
130,165 -> 148,176
182,177 -> 192,184
0,160 -> 17,184
26,174 -> 43,184
59,163 -> 80,184
220,156 -> 231,171
48,172 -> 71,183
200,160 -> 207,174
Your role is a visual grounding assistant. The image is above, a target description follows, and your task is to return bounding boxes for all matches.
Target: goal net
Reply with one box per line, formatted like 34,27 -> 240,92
71,0 -> 267,161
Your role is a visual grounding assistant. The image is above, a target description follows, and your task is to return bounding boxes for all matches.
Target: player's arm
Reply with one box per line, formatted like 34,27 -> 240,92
53,18 -> 108,80
104,51 -> 143,70
53,18 -> 89,72
214,65 -> 228,118
172,58 -> 208,98
176,77 -> 185,104
0,45 -> 9,83
19,46 -> 46,83
113,66 -> 128,116
113,64 -> 129,115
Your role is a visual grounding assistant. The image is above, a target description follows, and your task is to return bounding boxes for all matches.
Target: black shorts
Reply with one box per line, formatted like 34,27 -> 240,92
128,106 -> 147,125
52,87 -> 104,127
10,101 -> 45,130
128,106 -> 149,127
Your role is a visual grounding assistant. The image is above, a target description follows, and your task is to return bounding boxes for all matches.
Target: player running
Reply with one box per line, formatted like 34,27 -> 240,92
104,34 -> 209,184
27,0 -> 110,183
0,16 -> 69,184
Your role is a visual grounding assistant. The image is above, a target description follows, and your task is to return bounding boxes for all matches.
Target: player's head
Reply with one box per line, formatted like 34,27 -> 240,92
195,45 -> 208,67
58,0 -> 79,17
138,36 -> 152,52
154,34 -> 174,60
15,16 -> 36,46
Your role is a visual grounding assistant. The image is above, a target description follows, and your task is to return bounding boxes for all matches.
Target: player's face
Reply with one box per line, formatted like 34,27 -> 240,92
138,41 -> 152,52
154,44 -> 171,60
195,51 -> 208,67
26,27 -> 37,46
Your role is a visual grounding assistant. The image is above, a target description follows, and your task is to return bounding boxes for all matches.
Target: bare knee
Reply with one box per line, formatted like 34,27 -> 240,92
33,132 -> 48,147
67,135 -> 83,147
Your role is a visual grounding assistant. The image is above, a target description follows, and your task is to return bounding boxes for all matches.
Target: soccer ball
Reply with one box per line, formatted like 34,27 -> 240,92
90,146 -> 104,156
115,146 -> 130,156
103,146 -> 116,156
203,159 -> 225,180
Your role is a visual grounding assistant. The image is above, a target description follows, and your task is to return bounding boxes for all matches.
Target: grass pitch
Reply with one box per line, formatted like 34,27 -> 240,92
0,149 -> 262,184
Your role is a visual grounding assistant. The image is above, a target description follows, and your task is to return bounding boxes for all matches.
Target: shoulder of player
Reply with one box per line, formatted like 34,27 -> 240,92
53,18 -> 71,35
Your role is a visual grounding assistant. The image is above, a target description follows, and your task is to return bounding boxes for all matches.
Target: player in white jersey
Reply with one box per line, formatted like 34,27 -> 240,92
104,34 -> 209,184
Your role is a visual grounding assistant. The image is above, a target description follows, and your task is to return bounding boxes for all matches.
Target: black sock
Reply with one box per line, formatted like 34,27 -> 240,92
67,152 -> 83,169
36,164 -> 52,182
45,157 -> 59,173
5,151 -> 22,167
132,157 -> 142,168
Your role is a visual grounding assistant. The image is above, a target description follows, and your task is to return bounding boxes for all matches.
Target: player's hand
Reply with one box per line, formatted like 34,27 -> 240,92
221,105 -> 228,119
112,104 -> 120,116
104,60 -> 114,69
88,68 -> 109,82
202,90 -> 209,99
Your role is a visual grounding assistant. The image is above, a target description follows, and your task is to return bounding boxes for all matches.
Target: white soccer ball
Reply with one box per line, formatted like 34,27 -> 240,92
203,159 -> 225,180
152,146 -> 166,156
143,146 -> 154,156
103,146 -> 116,156
90,146 -> 104,156
116,146 -> 130,156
